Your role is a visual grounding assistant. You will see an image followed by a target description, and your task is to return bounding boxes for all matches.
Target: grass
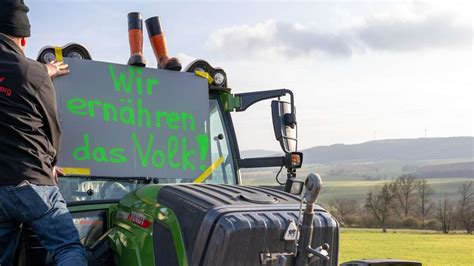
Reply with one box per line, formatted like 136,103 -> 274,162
339,228 -> 474,266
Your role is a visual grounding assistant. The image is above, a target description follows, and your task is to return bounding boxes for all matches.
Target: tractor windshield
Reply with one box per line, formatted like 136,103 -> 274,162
58,98 -> 237,203
205,99 -> 237,184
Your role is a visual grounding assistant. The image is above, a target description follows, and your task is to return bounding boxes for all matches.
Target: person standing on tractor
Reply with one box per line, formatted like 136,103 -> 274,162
0,0 -> 86,265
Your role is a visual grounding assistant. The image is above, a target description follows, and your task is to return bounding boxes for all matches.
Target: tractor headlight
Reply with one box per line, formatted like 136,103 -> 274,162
184,59 -> 228,88
63,43 -> 92,60
67,51 -> 84,59
213,71 -> 225,86
36,43 -> 92,64
42,51 -> 56,63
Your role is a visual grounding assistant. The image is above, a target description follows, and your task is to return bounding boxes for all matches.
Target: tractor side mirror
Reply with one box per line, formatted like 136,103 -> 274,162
271,100 -> 297,153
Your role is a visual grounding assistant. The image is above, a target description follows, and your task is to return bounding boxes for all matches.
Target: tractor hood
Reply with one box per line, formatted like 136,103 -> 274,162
114,184 -> 339,266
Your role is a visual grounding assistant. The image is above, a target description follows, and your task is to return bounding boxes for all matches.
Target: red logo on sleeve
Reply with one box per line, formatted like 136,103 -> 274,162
0,77 -> 12,97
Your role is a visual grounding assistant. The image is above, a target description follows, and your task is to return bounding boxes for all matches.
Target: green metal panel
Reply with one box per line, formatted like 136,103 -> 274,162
108,185 -> 188,266
220,93 -> 241,112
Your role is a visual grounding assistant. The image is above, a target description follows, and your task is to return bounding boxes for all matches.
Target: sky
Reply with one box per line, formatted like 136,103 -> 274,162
24,0 -> 473,151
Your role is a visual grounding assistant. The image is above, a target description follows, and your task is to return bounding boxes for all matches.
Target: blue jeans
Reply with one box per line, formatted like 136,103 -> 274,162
0,183 -> 87,266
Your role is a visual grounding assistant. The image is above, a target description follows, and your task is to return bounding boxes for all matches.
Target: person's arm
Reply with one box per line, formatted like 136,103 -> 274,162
36,61 -> 69,167
36,76 -> 62,166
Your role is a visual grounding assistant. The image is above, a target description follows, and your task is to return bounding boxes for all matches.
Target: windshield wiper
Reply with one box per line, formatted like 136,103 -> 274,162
64,175 -> 161,184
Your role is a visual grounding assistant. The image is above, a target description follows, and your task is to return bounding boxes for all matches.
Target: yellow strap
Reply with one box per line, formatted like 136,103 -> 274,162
193,157 -> 224,183
54,47 -> 63,62
194,70 -> 214,84
62,167 -> 90,176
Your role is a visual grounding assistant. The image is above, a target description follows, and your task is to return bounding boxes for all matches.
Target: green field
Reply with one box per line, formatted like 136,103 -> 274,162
243,173 -> 471,205
317,177 -> 471,204
241,159 -> 473,205
339,229 -> 474,265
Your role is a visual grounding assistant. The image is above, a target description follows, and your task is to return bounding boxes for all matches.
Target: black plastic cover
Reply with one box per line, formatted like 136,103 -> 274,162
156,184 -> 339,266
153,222 -> 179,266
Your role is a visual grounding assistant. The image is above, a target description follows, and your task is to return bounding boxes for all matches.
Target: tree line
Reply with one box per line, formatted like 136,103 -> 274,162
326,175 -> 473,234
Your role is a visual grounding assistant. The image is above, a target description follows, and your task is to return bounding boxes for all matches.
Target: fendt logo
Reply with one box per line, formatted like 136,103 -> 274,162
117,210 -> 151,228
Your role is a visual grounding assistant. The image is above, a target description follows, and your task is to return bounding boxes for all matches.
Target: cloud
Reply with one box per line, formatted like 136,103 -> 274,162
358,13 -> 472,52
206,13 -> 472,59
207,21 -> 283,57
276,22 -> 354,57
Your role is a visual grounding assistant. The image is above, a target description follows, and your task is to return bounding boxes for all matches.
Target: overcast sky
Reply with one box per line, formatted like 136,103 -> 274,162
25,0 -> 472,151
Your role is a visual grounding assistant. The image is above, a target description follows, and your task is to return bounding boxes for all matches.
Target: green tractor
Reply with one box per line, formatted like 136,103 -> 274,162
13,14 -> 421,266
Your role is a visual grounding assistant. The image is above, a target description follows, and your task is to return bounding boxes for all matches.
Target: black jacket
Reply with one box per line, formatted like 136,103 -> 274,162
0,33 -> 61,186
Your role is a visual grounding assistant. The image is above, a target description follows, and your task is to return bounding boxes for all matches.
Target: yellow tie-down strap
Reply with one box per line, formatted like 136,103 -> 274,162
194,70 -> 214,84
193,157 -> 224,183
62,167 -> 91,176
54,47 -> 63,62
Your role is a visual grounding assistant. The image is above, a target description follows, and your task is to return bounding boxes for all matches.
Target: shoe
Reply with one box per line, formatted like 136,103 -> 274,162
127,12 -> 146,67
145,16 -> 181,71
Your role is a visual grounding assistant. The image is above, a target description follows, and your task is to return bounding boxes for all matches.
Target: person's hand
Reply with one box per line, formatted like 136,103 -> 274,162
53,166 -> 66,184
46,60 -> 69,78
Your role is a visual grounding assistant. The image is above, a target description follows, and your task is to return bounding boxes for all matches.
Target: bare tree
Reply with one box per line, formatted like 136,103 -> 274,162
365,183 -> 393,232
436,198 -> 453,234
455,181 -> 473,234
330,197 -> 360,225
391,174 -> 417,219
416,179 -> 434,224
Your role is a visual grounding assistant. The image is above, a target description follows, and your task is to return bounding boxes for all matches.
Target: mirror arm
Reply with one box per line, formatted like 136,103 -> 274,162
238,156 -> 285,168
238,153 -> 301,169
235,89 -> 295,113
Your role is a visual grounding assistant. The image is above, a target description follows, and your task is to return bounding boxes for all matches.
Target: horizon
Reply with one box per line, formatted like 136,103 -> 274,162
242,135 -> 474,152
24,1 -> 473,150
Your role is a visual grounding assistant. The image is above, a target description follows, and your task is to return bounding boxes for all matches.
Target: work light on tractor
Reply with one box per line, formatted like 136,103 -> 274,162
36,43 -> 92,64
184,59 -> 228,88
